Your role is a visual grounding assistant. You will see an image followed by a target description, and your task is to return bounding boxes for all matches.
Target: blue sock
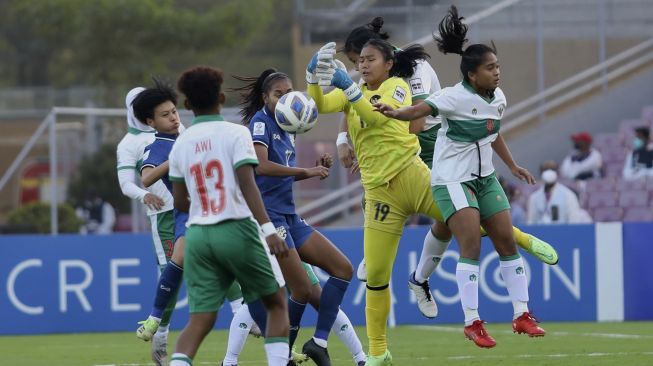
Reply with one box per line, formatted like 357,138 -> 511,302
248,299 -> 268,335
314,277 -> 349,341
152,260 -> 183,318
288,296 -> 307,350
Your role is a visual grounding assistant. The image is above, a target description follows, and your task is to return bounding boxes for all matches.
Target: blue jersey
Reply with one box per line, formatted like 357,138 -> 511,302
141,133 -> 177,194
249,107 -> 296,214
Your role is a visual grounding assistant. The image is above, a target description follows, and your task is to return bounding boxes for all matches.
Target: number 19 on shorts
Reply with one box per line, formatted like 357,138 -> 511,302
374,202 -> 390,222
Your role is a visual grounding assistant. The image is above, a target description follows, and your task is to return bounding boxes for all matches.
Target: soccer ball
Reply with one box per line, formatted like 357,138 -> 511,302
274,91 -> 318,134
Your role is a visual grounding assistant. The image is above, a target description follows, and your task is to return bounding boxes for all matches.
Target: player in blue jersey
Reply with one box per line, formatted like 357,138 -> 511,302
226,69 -> 355,366
133,80 -> 246,355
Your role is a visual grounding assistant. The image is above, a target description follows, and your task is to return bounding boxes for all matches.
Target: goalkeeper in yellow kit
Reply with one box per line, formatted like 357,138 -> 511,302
307,40 -> 555,365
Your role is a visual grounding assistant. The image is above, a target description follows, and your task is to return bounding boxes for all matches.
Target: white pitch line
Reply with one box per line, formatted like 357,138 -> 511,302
93,352 -> 653,366
410,325 -> 653,339
446,352 -> 653,361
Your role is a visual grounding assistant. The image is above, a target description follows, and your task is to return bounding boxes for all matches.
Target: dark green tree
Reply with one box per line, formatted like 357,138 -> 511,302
67,143 -> 130,214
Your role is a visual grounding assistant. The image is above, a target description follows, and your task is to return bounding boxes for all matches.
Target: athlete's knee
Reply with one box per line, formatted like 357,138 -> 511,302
331,258 -> 354,281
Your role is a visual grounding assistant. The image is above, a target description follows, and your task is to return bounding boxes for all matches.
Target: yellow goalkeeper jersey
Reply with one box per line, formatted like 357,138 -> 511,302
308,77 -> 419,190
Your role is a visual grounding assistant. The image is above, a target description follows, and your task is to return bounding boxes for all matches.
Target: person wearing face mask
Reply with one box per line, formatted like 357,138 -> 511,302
527,161 -> 587,224
560,132 -> 603,180
623,126 -> 653,180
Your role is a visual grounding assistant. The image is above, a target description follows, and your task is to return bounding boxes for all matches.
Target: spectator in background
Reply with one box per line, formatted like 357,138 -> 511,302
498,176 -> 526,225
561,132 -> 603,180
623,126 -> 653,180
76,189 -> 116,234
528,161 -> 591,224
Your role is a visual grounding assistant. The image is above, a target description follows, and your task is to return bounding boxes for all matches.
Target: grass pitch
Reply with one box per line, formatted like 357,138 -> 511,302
3,322 -> 652,366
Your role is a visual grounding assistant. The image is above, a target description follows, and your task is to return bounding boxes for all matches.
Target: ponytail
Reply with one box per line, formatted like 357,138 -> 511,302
392,44 -> 430,78
231,69 -> 290,124
343,16 -> 390,54
434,5 -> 467,55
433,5 -> 497,82
362,39 -> 429,79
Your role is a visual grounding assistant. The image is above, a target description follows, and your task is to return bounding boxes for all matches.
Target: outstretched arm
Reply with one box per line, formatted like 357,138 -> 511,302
253,144 -> 328,181
374,101 -> 434,122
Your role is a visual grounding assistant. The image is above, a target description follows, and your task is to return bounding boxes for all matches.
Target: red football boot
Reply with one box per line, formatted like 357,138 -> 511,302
512,312 -> 546,337
464,320 -> 497,348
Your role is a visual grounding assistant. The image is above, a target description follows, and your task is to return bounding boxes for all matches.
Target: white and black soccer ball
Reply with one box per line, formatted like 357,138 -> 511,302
274,91 -> 318,134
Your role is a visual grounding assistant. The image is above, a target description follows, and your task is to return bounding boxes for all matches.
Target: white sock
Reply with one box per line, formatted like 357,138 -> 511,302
229,298 -> 244,315
224,304 -> 254,364
499,256 -> 530,318
312,336 -> 327,348
157,324 -> 170,334
415,229 -> 451,283
264,341 -> 289,366
170,353 -> 192,366
456,260 -> 480,326
332,309 -> 365,363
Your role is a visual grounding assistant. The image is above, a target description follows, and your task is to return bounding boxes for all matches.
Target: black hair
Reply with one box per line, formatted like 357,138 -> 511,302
231,69 -> 291,124
434,5 -> 497,82
343,16 -> 390,55
362,38 -> 429,79
635,126 -> 650,140
177,66 -> 224,111
131,78 -> 177,124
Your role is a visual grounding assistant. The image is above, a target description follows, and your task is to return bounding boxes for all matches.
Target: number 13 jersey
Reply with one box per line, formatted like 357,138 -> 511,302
169,114 -> 260,226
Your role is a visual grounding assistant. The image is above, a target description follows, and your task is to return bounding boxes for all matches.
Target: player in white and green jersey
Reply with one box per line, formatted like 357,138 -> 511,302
116,87 -> 178,365
337,17 -> 558,323
374,5 -> 546,348
167,66 -> 290,366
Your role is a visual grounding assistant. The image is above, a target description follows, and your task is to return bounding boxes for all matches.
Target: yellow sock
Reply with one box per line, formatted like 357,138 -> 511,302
512,226 -> 532,251
366,287 -> 390,357
480,225 -> 531,251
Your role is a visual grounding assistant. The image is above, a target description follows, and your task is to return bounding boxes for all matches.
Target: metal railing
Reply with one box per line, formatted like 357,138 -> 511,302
502,38 -> 653,134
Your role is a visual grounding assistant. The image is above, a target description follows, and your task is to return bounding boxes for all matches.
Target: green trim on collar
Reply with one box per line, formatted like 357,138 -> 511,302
169,176 -> 185,182
462,80 -> 495,103
128,127 -> 155,135
192,114 -> 225,125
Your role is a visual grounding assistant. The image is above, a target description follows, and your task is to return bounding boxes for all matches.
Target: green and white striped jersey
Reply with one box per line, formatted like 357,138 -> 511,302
408,59 -> 442,131
425,80 -> 507,185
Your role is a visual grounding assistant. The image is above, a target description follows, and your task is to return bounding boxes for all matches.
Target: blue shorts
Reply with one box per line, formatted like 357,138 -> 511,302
268,212 -> 314,250
174,210 -> 189,243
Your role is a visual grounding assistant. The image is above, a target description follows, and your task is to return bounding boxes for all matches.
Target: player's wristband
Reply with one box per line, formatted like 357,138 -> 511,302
306,70 -> 318,85
343,83 -> 362,102
336,132 -> 348,146
261,222 -> 277,237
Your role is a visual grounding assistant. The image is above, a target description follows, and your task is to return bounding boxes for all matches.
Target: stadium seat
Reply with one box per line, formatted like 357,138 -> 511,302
582,178 -> 616,192
594,133 -> 622,148
592,207 -> 624,222
587,190 -> 619,209
616,177 -> 646,191
618,190 -> 650,207
600,146 -> 627,164
623,207 -> 653,222
604,163 -> 624,178
114,214 -> 133,232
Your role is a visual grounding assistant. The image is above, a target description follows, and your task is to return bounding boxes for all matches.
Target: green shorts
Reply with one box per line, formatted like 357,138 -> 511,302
149,211 -> 175,269
417,125 -> 439,169
432,172 -> 510,223
184,218 -> 284,313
